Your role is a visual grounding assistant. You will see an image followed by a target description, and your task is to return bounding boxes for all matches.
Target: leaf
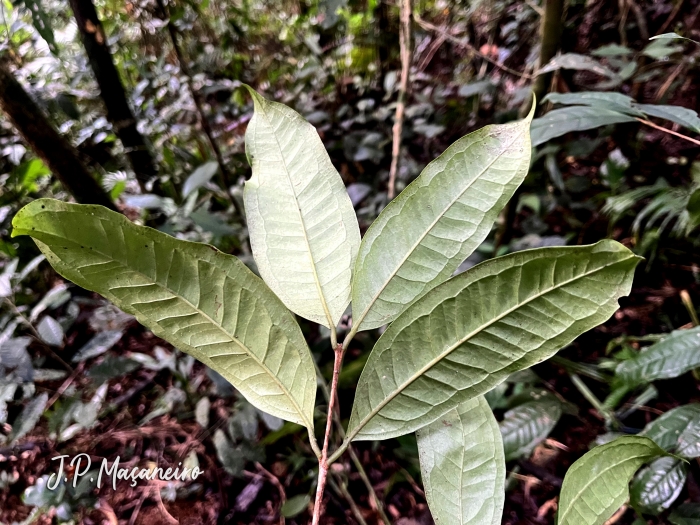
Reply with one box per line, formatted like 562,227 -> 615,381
351,104 -> 534,332
20,0 -> 58,55
630,457 -> 687,516
539,54 -> 619,78
634,104 -> 700,134
36,316 -> 64,347
650,33 -> 700,45
669,503 -> 700,525
347,240 -> 639,441
641,39 -> 684,59
10,392 -> 48,444
640,404 -> 700,452
500,398 -> 562,461
591,44 -> 633,57
71,330 -> 123,362
677,414 -> 700,458
281,494 -> 311,518
12,199 -> 317,428
557,436 -> 665,525
615,326 -> 700,386
543,92 -> 642,115
417,396 -> 505,525
243,87 -> 360,329
182,161 -> 219,198
531,107 -> 635,147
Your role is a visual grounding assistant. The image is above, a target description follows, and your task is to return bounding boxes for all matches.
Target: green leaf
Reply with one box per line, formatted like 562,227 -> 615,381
182,161 -> 219,198
544,92 -> 642,116
12,199 -> 317,429
557,436 -> 665,525
417,396 -> 505,525
641,39 -> 684,59
650,33 -> 700,45
630,457 -> 687,516
615,327 -> 700,386
677,413 -> 700,458
500,398 -> 562,461
281,494 -> 311,518
531,107 -> 635,147
669,503 -> 700,525
243,87 -> 360,329
351,105 -> 534,332
634,104 -> 700,134
347,240 -> 639,441
19,0 -> 58,55
10,392 -> 48,444
539,54 -> 619,78
640,404 -> 700,453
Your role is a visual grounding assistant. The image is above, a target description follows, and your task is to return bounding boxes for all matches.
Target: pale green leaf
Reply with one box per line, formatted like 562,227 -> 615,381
615,327 -> 700,386
531,107 -> 635,147
630,457 -> 686,516
243,88 -> 360,329
677,414 -> 700,458
347,240 -> 639,441
417,396 -> 505,525
557,436 -> 665,525
351,105 -> 534,332
12,199 -> 317,428
650,33 -> 700,45
543,92 -> 643,116
182,161 -> 219,198
640,404 -> 700,453
36,316 -> 63,347
634,104 -> 700,134
642,39 -> 684,59
500,398 -> 562,461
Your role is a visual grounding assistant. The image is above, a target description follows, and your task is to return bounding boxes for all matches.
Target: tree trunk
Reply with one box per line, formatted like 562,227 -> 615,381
68,0 -> 157,190
0,63 -> 116,210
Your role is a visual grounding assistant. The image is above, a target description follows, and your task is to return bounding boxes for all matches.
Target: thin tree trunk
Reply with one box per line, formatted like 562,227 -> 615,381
68,0 -> 157,190
0,63 -> 116,210
520,0 -> 565,116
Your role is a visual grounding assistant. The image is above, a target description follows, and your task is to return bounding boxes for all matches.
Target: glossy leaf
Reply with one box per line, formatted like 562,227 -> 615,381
500,398 -> 562,461
650,33 -> 700,45
347,240 -> 639,441
630,457 -> 686,516
12,199 -> 317,429
616,327 -> 700,386
351,105 -> 534,332
640,404 -> 700,453
557,436 -> 665,525
539,54 -> 618,78
543,92 -> 642,115
243,87 -> 360,329
417,396 -> 505,525
531,107 -> 635,147
677,413 -> 700,458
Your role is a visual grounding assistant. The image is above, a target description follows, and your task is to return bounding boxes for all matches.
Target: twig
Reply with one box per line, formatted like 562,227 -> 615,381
251,463 -> 286,525
311,344 -> 344,525
328,475 -> 369,525
413,14 -> 533,80
155,0 -> 244,220
387,0 -> 412,200
45,363 -> 85,411
658,0 -> 685,34
313,360 -> 391,524
655,62 -> 685,101
636,117 -> 700,146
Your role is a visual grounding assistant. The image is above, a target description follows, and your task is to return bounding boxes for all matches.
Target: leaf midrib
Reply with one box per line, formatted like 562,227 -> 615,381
32,224 -> 313,430
348,252 -> 635,440
255,104 -> 335,329
354,124 -> 528,330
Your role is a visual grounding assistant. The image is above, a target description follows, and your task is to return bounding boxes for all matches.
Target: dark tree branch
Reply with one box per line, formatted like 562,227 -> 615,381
69,0 -> 158,190
0,62 -> 116,209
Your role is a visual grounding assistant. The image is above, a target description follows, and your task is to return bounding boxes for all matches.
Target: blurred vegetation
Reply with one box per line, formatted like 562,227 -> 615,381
0,0 -> 699,523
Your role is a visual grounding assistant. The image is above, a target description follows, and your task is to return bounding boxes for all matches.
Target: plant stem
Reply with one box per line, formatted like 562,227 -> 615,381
312,343 -> 344,525
570,373 -> 617,424
387,0 -> 412,200
636,118 -> 700,146
313,360 -> 391,525
328,476 -> 369,525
